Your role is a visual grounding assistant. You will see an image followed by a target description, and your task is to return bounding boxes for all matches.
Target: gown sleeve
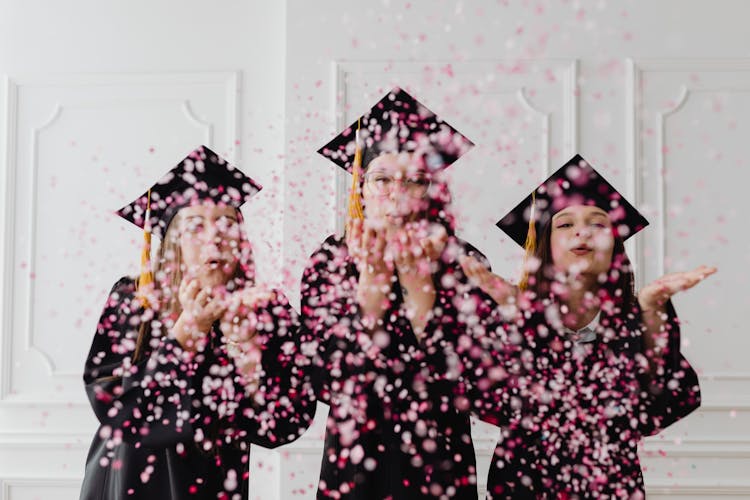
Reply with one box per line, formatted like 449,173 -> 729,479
438,239 -> 518,427
636,298 -> 702,436
198,292 -> 316,449
297,236 -> 400,404
83,276 -> 195,449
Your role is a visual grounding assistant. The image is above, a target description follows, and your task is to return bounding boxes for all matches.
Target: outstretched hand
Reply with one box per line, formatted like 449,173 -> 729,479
638,265 -> 717,311
459,255 -> 518,307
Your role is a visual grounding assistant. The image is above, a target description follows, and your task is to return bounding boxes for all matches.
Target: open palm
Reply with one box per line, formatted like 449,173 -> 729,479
460,255 -> 518,306
638,265 -> 717,310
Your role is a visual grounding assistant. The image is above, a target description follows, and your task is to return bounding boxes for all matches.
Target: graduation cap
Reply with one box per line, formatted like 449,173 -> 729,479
495,154 -> 649,289
116,145 -> 262,306
317,87 -> 474,220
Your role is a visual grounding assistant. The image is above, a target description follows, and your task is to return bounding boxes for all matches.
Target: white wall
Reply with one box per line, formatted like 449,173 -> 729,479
0,0 -> 748,498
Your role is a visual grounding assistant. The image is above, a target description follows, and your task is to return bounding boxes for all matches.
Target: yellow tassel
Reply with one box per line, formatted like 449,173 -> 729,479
347,119 -> 365,225
137,189 -> 155,308
519,191 -> 537,291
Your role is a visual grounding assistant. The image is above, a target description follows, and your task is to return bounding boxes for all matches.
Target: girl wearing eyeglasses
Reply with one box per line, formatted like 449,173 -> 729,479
301,88 -> 492,499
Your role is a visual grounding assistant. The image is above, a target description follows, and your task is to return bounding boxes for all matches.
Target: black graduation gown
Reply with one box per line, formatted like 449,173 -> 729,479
299,234 -> 492,500
476,299 -> 701,499
79,276 -> 316,500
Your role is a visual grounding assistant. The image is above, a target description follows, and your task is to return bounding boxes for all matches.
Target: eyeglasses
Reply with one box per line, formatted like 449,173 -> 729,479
363,173 -> 432,198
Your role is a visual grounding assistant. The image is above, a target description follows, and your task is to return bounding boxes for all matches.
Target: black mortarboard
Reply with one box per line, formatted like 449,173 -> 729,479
116,145 -> 262,240
496,154 -> 649,247
317,87 -> 474,221
317,87 -> 475,174
116,145 -> 261,307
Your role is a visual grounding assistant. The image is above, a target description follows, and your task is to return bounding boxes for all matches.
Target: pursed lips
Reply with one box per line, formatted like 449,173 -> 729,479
570,245 -> 593,256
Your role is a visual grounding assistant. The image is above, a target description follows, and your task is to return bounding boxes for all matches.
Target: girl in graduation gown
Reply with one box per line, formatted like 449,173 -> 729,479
301,88 -> 493,499
79,146 -> 315,500
461,155 -> 714,499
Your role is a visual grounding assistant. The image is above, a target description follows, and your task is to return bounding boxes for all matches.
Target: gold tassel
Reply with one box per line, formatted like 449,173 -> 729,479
137,189 -> 155,308
519,191 -> 537,291
347,119 -> 365,224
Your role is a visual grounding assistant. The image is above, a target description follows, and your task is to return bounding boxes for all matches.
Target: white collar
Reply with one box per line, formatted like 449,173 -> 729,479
563,310 -> 601,343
